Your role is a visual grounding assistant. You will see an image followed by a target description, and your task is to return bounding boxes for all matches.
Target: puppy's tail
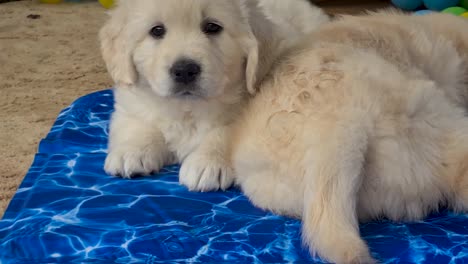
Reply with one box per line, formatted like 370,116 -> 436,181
300,111 -> 374,263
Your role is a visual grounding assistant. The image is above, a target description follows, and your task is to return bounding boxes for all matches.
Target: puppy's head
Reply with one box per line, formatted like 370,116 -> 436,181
100,0 -> 259,99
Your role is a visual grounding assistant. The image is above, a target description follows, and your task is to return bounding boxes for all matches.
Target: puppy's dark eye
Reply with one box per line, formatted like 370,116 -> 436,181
202,21 -> 223,35
150,25 -> 166,39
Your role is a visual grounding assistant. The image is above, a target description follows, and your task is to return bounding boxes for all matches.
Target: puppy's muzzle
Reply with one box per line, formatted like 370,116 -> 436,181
170,59 -> 202,85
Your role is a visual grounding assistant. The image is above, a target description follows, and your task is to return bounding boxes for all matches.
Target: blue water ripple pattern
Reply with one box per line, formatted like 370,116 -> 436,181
1,89 -> 467,263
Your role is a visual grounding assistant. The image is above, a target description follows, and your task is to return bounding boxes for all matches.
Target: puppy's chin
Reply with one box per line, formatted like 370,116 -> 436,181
172,82 -> 226,100
145,77 -> 225,100
149,85 -> 208,100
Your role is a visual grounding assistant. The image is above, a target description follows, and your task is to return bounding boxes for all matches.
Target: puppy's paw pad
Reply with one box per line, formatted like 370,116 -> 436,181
179,155 -> 234,192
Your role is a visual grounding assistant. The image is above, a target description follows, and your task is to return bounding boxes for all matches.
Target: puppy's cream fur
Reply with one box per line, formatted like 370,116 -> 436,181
99,0 -> 328,191
230,11 -> 468,263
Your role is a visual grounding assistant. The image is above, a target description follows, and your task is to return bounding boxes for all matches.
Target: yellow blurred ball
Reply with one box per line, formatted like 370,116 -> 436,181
98,0 -> 114,9
40,0 -> 63,3
461,12 -> 468,18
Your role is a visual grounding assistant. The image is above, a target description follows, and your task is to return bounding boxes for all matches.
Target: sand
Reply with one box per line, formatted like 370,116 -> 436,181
0,1 -> 112,217
0,0 -> 390,218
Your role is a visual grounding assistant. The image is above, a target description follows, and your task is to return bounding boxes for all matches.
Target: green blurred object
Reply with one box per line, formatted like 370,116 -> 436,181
442,6 -> 467,15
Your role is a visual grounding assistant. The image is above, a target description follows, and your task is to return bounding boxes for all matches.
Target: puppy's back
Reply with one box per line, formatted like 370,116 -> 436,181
300,10 -> 468,108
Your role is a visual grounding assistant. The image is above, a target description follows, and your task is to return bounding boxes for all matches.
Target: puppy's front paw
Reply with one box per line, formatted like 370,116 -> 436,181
179,153 -> 234,192
104,146 -> 166,178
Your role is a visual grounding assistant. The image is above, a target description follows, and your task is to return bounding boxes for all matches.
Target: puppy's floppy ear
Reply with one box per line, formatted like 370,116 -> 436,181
240,32 -> 259,95
237,0 -> 260,95
99,2 -> 137,87
238,0 -> 282,95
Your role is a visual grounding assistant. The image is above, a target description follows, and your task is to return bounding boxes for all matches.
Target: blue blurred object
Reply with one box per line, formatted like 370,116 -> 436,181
1,90 -> 468,263
423,0 -> 459,10
391,0 -> 423,10
414,9 -> 434,15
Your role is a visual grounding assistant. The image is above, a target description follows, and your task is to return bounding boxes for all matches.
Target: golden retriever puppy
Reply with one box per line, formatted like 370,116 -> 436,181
229,12 -> 468,263
99,0 -> 328,191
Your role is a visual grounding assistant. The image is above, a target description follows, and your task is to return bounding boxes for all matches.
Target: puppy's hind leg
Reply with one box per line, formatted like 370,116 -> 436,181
301,114 -> 376,264
445,125 -> 468,212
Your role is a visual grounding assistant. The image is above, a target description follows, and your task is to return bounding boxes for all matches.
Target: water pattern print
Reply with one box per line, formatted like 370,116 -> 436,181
0,90 -> 467,263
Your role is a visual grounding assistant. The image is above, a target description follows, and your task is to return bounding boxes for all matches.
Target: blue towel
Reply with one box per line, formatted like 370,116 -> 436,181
1,90 -> 467,263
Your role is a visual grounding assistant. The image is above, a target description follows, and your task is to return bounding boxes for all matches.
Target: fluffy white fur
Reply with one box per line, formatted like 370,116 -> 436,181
229,11 -> 468,263
99,0 -> 328,191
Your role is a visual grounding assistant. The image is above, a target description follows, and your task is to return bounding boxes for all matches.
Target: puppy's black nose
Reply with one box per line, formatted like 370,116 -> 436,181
170,59 -> 201,85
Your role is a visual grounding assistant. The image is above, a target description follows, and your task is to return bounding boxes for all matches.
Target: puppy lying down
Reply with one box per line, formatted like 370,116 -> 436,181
229,11 -> 468,263
99,0 -> 328,191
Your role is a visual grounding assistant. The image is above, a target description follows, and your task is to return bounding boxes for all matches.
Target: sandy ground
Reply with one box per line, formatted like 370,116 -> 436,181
0,1 -> 390,218
0,1 -> 112,217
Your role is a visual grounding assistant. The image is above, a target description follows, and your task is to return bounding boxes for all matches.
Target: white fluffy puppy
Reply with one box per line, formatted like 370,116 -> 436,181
99,0 -> 328,191
229,12 -> 468,263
